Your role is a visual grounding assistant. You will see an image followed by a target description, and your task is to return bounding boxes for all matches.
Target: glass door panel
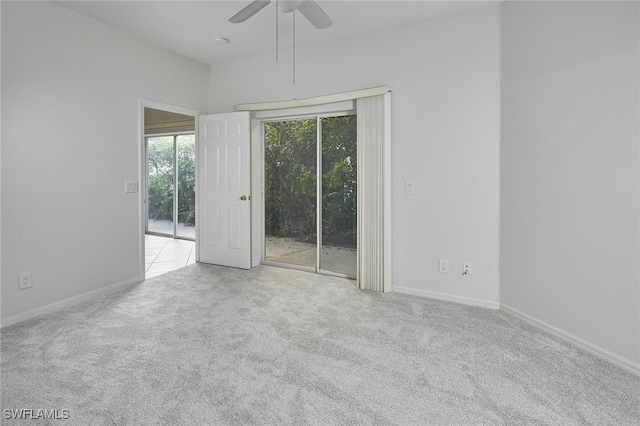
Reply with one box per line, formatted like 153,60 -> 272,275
146,136 -> 175,236
176,135 -> 196,239
264,119 -> 318,268
320,116 -> 357,277
146,134 -> 196,240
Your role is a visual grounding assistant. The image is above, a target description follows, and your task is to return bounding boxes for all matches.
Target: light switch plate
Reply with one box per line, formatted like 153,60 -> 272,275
405,181 -> 415,194
125,181 -> 138,193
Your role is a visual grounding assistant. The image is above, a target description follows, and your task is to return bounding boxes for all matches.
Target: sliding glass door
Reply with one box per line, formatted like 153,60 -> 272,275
146,133 -> 196,240
320,116 -> 357,276
264,118 -> 318,269
264,114 -> 357,278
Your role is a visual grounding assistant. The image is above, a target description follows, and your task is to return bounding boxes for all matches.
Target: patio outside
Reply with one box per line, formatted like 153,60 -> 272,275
147,218 -> 195,240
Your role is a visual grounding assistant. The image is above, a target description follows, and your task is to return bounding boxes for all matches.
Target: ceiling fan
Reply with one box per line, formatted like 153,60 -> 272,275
229,0 -> 333,29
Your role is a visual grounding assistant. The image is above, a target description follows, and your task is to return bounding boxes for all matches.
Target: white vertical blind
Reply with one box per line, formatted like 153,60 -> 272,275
357,93 -> 391,292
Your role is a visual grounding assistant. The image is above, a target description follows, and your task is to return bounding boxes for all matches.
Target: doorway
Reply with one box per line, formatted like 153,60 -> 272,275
144,108 -> 196,240
263,113 -> 357,278
141,104 -> 199,278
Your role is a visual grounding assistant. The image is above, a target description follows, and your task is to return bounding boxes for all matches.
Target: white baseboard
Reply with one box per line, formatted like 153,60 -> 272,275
501,304 -> 640,377
1,276 -> 143,329
393,286 -> 500,310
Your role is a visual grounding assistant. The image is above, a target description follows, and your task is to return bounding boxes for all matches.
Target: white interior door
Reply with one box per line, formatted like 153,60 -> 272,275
198,112 -> 251,269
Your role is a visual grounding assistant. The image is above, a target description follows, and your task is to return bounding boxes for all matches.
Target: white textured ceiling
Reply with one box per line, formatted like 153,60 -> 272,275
55,1 -> 499,65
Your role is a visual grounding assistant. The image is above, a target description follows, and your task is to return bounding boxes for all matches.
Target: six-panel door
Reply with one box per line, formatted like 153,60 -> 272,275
198,112 -> 251,269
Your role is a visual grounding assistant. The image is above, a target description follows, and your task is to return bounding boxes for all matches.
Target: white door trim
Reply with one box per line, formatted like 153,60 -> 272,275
138,99 -> 201,278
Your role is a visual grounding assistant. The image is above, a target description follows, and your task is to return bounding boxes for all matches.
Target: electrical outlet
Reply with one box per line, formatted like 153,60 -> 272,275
19,272 -> 32,290
462,262 -> 472,276
438,258 -> 449,274
125,181 -> 138,193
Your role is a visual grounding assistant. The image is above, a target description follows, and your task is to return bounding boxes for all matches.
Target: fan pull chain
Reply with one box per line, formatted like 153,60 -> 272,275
291,10 -> 296,89
275,0 -> 279,64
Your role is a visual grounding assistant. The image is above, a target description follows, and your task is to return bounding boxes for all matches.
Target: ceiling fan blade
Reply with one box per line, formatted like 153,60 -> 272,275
229,0 -> 271,23
298,0 -> 332,29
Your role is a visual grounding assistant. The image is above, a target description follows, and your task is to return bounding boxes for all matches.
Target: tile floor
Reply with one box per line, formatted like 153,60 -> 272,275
147,219 -> 195,240
145,234 -> 196,278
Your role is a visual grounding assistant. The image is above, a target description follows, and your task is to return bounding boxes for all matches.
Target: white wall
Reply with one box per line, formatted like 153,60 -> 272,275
2,0 -> 636,373
1,1 -> 209,322
211,7 -> 501,307
501,1 -> 640,367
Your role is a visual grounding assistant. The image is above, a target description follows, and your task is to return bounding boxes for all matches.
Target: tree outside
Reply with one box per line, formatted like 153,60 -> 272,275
264,115 -> 357,275
321,115 -> 357,247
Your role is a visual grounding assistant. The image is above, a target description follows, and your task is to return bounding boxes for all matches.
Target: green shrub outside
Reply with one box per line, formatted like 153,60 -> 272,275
265,116 -> 357,247
147,135 -> 196,226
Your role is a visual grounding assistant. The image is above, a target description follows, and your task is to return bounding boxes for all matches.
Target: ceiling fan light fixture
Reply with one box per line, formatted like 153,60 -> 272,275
213,36 -> 231,45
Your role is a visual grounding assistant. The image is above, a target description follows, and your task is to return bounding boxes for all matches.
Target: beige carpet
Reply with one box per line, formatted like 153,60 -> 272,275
1,263 -> 638,425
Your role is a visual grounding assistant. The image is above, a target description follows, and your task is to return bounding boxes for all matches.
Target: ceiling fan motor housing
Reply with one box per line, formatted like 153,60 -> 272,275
277,0 -> 303,13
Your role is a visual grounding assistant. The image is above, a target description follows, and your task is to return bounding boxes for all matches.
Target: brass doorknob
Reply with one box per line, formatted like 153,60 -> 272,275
240,195 -> 248,201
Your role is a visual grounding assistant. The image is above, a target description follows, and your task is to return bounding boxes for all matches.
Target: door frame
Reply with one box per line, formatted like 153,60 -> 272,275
138,99 -> 202,279
248,99 -> 357,268
258,110 -> 357,280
